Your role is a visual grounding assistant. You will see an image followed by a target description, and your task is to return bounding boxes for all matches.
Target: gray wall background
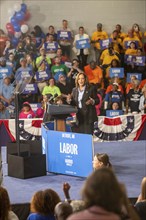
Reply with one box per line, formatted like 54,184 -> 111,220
0,0 -> 146,36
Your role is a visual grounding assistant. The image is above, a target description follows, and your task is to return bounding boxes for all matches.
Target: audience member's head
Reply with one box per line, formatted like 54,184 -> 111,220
0,186 -> 11,220
81,168 -> 123,215
43,188 -> 61,215
140,177 -> 146,201
70,200 -> 85,213
54,202 -> 73,220
93,153 -> 112,170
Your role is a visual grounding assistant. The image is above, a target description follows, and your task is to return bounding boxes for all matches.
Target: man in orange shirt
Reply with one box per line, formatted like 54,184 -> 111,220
84,61 -> 103,85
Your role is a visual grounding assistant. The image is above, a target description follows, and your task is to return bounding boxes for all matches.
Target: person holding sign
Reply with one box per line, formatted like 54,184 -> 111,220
67,73 -> 99,134
125,41 -> 137,55
123,29 -> 142,50
91,23 -> 108,65
42,34 -> 60,59
57,19 -> 73,58
73,27 -> 90,69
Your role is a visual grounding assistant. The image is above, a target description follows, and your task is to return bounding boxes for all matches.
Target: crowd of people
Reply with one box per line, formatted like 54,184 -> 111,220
0,165 -> 146,220
0,21 -> 146,134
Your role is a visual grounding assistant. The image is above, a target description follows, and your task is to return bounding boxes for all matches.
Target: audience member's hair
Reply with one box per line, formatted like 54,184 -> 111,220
70,200 -> 85,213
54,202 -> 73,220
95,153 -> 112,168
0,186 -> 11,220
43,188 -> 61,215
140,177 -> 146,201
81,168 -> 123,215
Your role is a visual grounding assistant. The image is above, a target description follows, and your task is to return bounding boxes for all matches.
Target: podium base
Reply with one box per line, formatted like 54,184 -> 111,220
8,153 -> 46,179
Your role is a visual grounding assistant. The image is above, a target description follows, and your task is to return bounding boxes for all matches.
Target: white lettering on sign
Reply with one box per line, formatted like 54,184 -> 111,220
60,143 -> 78,155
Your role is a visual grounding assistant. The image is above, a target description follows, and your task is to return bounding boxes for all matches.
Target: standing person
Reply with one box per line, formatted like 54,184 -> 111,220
46,25 -> 57,41
33,25 -> 45,52
126,79 -> 142,114
0,186 -> 19,220
68,73 -> 99,134
91,23 -> 108,65
58,19 -> 73,58
0,100 -> 10,119
73,27 -> 90,69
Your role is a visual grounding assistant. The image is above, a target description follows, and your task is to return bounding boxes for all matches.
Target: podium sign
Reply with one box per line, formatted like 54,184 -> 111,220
42,128 -> 93,177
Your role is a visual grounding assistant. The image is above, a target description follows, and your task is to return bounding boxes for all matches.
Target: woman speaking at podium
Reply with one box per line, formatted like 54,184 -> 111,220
68,73 -> 99,134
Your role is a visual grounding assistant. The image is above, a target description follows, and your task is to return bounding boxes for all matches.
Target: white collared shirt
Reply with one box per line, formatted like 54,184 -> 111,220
78,86 -> 86,108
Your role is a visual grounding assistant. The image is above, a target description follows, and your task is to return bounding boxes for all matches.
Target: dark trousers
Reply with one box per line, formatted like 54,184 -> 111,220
77,49 -> 88,70
60,45 -> 71,58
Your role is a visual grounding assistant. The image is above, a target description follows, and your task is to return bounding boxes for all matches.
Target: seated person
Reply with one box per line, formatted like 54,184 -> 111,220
105,76 -> 124,94
51,56 -> 69,81
67,59 -> 83,89
0,100 -> 10,119
84,61 -> 103,86
57,73 -> 72,104
125,41 -> 137,55
42,77 -> 61,96
0,76 -> 14,106
92,153 -> 112,170
104,82 -> 125,110
19,102 -> 35,119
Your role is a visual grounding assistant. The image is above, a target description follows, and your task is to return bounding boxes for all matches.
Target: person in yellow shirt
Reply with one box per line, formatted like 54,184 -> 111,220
115,24 -> 127,41
110,30 -> 123,53
123,29 -> 142,50
91,23 -> 108,65
125,41 -> 137,55
100,43 -> 120,67
132,23 -> 143,41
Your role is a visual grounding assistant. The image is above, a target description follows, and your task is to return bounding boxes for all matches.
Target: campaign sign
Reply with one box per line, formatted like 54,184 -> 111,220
134,56 -> 145,66
127,73 -> 142,82
0,68 -> 9,79
124,40 -> 139,49
64,61 -> 72,69
43,130 -> 93,177
109,68 -> 124,78
57,31 -> 71,40
100,38 -> 112,50
30,103 -> 42,113
76,38 -> 90,49
22,83 -> 38,94
106,110 -> 123,117
35,71 -> 50,81
20,70 -> 33,79
44,42 -> 58,52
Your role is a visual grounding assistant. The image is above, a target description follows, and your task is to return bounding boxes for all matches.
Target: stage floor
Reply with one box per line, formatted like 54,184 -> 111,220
2,141 -> 146,204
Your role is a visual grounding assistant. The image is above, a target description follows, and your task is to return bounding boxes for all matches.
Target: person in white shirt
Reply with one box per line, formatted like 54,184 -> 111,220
73,26 -> 90,69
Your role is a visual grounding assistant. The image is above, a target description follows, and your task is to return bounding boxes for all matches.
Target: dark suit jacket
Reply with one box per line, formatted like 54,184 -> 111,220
72,84 -> 99,124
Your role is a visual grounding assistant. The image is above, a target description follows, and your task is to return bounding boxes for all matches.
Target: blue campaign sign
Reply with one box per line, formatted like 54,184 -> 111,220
109,68 -> 124,78
44,130 -> 93,177
106,110 -> 123,117
76,38 -> 90,49
100,38 -> 112,50
35,71 -> 51,81
127,73 -> 142,82
22,83 -> 38,94
20,70 -> 33,79
134,56 -> 145,66
30,103 -> 42,113
124,55 -> 145,66
124,40 -> 139,49
44,42 -> 58,52
57,31 -> 71,40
